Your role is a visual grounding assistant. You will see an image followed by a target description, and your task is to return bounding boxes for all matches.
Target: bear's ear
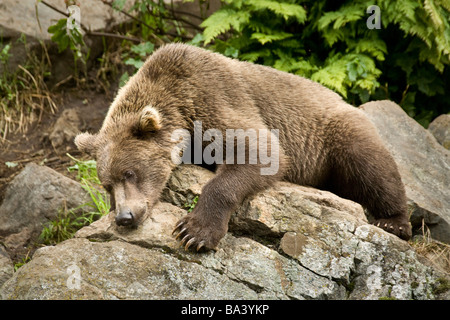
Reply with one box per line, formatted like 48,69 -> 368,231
138,105 -> 162,134
74,132 -> 98,156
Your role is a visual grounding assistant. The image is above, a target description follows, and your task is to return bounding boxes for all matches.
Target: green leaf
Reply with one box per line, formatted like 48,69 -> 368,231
187,33 -> 204,46
347,63 -> 358,82
131,42 -> 155,57
125,58 -> 144,70
47,18 -> 67,34
224,46 -> 239,58
48,18 -> 75,52
112,0 -> 127,10
52,33 -> 70,52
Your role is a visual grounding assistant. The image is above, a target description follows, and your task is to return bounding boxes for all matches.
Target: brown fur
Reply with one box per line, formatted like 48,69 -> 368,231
75,43 -> 412,250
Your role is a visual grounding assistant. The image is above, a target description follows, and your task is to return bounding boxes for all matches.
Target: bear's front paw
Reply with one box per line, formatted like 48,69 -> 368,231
172,213 -> 227,252
372,216 -> 412,241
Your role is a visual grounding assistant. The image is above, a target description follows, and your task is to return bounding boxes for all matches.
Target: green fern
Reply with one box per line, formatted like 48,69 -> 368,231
246,0 -> 307,22
201,9 -> 250,44
251,31 -> 292,45
201,0 -> 450,126
348,37 -> 388,61
317,3 -> 366,31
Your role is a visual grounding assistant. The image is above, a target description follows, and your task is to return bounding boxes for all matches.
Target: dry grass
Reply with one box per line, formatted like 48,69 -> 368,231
411,222 -> 450,275
0,39 -> 57,142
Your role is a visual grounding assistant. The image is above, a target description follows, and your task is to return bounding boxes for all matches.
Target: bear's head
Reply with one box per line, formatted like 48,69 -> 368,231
74,105 -> 175,227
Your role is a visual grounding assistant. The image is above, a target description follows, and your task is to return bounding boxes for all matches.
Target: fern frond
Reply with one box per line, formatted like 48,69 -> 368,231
311,67 -> 348,97
251,31 -> 292,45
247,20 -> 275,34
201,9 -> 250,44
438,0 -> 450,12
424,0 -> 444,29
317,11 -> 341,30
246,0 -> 307,23
273,56 -> 316,75
240,49 -> 271,62
393,0 -> 419,21
350,38 -> 388,61
311,53 -> 349,97
317,3 -> 365,30
311,53 -> 382,97
321,28 -> 345,46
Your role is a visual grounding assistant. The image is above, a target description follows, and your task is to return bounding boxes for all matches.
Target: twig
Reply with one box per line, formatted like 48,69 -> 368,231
172,9 -> 203,21
87,31 -> 141,43
169,0 -> 201,32
42,0 -> 194,45
40,0 -> 164,45
100,0 -> 172,44
101,0 -> 159,33
172,14 -> 203,31
40,0 -> 70,18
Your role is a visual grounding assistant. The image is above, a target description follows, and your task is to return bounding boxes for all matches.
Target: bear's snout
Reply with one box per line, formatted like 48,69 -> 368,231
115,207 -> 135,226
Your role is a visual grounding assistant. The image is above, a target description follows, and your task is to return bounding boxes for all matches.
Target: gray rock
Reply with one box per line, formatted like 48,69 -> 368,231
2,165 -> 447,300
49,108 -> 81,150
0,0 -> 132,42
75,201 -> 345,299
75,202 -> 185,251
230,182 -> 366,237
360,101 -> 450,243
230,181 -> 444,300
0,245 -> 13,288
161,164 -> 215,208
0,238 -> 260,300
429,114 -> 450,150
0,163 -> 91,252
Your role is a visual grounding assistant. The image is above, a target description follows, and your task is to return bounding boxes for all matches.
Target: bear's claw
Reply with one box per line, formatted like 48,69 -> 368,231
196,241 -> 205,251
371,216 -> 412,241
174,227 -> 187,240
184,237 -> 196,251
173,221 -> 184,232
172,214 -> 224,252
173,221 -> 206,252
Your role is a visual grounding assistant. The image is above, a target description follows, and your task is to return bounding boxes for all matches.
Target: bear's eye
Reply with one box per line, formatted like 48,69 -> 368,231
103,184 -> 112,193
123,170 -> 136,180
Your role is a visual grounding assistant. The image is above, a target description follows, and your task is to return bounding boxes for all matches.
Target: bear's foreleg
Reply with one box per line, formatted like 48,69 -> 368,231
172,163 -> 282,251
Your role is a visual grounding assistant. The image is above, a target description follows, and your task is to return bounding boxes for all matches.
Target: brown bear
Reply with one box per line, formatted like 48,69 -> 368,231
75,43 -> 412,251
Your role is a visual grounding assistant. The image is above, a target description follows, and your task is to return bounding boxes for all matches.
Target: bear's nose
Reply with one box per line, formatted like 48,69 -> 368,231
115,208 -> 134,226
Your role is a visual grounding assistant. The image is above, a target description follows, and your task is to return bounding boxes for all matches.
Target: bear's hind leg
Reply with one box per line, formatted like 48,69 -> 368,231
330,132 -> 412,240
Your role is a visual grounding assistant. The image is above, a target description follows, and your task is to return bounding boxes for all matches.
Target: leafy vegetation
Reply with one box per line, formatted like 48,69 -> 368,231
200,0 -> 450,126
47,17 -> 89,80
39,154 -> 110,245
2,0 -> 448,141
39,205 -> 96,245
13,255 -> 32,272
108,0 -> 210,84
185,195 -> 199,213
